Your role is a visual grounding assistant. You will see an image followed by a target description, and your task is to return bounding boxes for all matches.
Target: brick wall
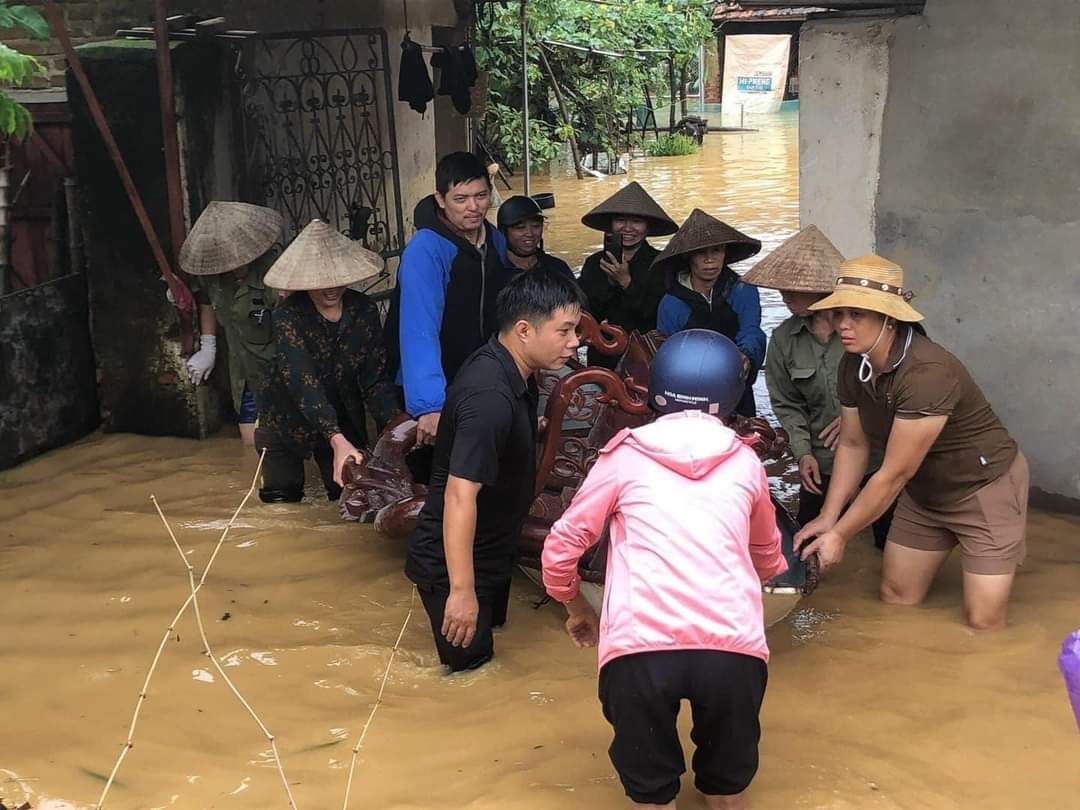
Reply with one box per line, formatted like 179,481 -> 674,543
3,1 -> 228,88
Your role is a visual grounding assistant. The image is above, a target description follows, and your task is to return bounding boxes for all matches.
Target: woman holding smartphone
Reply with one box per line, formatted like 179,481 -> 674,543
577,182 -> 678,367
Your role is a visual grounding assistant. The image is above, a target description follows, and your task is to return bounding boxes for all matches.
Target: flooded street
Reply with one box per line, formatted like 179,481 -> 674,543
3,116 -> 1079,809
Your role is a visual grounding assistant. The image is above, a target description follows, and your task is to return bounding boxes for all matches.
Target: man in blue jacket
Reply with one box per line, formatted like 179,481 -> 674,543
384,152 -> 511,446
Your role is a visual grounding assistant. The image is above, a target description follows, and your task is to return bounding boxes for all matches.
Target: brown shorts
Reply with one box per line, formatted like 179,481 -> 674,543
887,452 -> 1029,575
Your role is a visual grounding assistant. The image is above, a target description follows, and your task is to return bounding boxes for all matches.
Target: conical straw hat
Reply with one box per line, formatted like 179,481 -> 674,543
581,181 -> 678,236
263,219 -> 384,291
809,254 -> 923,322
179,201 -> 283,276
650,208 -> 761,277
743,225 -> 845,293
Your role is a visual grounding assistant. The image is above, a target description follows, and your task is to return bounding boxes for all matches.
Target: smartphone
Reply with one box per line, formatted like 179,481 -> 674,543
603,231 -> 623,263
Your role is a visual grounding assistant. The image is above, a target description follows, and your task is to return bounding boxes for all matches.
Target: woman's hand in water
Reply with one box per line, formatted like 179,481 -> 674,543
799,529 -> 847,571
564,593 -> 600,648
795,513 -> 838,557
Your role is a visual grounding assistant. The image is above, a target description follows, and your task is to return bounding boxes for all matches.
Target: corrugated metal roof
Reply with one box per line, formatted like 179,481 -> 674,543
713,3 -> 825,21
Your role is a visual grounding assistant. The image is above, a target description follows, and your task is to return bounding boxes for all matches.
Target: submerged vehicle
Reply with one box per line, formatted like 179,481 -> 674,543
342,314 -> 818,625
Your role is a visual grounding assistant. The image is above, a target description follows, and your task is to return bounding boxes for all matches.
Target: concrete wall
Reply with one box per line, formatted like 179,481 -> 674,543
0,273 -> 99,469
799,18 -> 892,257
801,0 -> 1080,504
873,0 -> 1080,505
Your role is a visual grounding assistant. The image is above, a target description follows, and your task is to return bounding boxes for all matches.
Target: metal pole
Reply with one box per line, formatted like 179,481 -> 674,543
698,43 -> 706,114
521,0 -> 530,197
154,0 -> 187,265
64,178 -> 84,275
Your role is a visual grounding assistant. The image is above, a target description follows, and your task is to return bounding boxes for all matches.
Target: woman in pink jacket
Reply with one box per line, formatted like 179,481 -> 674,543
542,329 -> 788,810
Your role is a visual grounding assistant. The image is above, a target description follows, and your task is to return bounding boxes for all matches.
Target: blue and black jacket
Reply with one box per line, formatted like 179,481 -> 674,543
384,195 -> 510,416
656,265 -> 767,417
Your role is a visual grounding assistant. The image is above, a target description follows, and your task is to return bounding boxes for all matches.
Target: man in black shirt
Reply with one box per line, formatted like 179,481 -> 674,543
405,268 -> 586,672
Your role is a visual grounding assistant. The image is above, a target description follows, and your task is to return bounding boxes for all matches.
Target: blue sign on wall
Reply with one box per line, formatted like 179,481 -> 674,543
736,75 -> 773,93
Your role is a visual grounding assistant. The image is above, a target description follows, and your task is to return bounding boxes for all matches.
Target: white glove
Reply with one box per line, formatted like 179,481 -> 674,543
186,334 -> 217,384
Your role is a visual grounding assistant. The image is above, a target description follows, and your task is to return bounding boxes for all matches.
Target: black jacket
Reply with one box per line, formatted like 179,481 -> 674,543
577,242 -> 662,367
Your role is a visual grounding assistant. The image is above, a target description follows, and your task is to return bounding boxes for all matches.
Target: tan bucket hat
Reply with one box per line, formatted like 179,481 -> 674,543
179,201 -> 283,276
263,219 -> 384,291
809,254 -> 923,322
743,225 -> 844,293
581,181 -> 678,236
650,208 -> 761,277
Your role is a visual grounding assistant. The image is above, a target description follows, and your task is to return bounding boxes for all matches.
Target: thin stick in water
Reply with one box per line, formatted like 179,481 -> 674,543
95,452 -> 277,809
341,590 -> 415,810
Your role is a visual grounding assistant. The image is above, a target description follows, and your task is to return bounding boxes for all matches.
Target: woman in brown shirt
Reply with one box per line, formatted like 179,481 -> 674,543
794,255 -> 1028,630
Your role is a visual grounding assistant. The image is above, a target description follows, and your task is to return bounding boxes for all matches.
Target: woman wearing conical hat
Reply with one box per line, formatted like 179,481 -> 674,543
577,182 -> 678,368
793,256 -> 1027,631
256,220 -> 402,504
653,208 -> 766,417
179,201 -> 283,446
744,225 -> 894,549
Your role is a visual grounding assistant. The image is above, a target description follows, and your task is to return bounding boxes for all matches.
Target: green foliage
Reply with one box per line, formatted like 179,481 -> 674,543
0,4 -> 50,40
486,101 -> 564,168
0,2 -> 49,141
476,0 -> 713,169
644,133 -> 699,156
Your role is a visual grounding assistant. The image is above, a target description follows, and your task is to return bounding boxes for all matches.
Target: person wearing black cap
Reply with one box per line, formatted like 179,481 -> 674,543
497,195 -> 576,283
577,182 -> 678,368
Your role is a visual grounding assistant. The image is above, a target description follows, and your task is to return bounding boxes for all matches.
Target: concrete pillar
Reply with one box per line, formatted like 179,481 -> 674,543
798,18 -> 894,258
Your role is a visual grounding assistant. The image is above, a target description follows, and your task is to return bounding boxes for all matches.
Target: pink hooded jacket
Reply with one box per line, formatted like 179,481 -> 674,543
542,410 -> 787,671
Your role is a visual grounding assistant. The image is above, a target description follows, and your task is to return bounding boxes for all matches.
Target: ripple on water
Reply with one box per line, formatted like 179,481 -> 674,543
787,606 -> 840,644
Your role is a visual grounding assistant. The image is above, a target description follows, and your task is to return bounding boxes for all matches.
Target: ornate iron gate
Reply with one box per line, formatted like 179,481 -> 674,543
236,29 -> 406,266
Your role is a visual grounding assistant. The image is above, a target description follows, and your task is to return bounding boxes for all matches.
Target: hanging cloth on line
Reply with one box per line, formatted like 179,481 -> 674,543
431,45 -> 478,115
398,34 -> 434,115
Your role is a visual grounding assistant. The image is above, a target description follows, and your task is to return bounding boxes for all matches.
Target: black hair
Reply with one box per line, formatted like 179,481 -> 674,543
436,152 -> 490,195
495,268 -> 587,332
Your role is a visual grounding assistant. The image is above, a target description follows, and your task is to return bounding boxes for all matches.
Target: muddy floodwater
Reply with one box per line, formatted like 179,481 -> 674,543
3,115 -> 1079,809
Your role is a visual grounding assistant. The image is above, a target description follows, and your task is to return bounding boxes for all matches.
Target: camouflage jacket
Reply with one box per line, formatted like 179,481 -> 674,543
259,290 -> 401,449
193,263 -> 276,412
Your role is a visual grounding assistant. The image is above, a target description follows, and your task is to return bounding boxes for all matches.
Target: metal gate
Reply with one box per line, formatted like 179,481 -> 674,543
236,28 -> 406,267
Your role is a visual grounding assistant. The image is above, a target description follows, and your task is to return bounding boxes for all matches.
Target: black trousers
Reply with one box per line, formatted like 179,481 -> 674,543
599,650 -> 767,805
797,474 -> 895,550
254,427 -> 341,503
417,581 -> 511,673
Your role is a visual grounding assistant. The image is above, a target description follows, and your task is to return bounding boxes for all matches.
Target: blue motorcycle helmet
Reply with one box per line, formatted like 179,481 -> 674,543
648,329 -> 746,417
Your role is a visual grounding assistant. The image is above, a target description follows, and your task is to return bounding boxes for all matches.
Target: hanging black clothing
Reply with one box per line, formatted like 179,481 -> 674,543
399,35 -> 434,114
431,45 -> 478,115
